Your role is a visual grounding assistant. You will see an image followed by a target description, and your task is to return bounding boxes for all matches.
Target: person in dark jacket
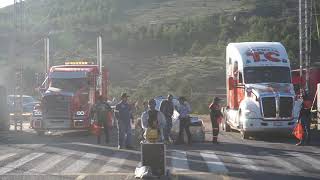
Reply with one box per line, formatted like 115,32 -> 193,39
160,94 -> 174,143
209,97 -> 223,144
91,95 -> 112,144
115,93 -> 134,149
296,94 -> 312,146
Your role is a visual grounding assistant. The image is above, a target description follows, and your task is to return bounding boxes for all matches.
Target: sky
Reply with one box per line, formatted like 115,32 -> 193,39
0,0 -> 15,8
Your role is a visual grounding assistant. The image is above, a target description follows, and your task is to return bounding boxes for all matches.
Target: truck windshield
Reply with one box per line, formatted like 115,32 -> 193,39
244,67 -> 291,84
50,78 -> 89,92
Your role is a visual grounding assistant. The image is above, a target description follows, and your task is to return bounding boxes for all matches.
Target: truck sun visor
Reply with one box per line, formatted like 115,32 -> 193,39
49,71 -> 88,79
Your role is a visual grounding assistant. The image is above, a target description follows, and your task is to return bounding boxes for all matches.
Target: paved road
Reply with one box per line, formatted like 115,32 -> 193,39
0,124 -> 319,180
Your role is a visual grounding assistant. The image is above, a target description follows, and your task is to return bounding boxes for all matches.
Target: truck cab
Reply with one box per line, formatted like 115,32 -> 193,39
31,62 -> 108,134
223,42 -> 301,139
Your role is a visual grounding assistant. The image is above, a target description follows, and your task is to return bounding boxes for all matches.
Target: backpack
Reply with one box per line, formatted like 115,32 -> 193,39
148,110 -> 158,129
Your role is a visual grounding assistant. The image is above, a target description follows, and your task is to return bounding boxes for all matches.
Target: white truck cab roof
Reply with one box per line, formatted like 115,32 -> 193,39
227,42 -> 290,70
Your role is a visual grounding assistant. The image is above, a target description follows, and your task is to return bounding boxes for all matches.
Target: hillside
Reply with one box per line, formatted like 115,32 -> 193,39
0,0 -> 319,113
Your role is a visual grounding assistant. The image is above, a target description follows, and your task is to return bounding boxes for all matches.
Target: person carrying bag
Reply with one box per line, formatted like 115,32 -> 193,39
295,94 -> 312,146
90,95 -> 113,144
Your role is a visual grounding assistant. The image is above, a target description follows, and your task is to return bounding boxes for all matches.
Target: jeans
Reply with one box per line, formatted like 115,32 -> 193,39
164,117 -> 172,141
177,117 -> 192,144
301,115 -> 311,144
211,118 -> 220,141
118,120 -> 132,147
97,121 -> 110,144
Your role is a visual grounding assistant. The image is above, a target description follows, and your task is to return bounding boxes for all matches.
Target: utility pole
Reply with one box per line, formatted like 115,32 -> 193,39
13,0 -> 24,131
299,0 -> 303,96
299,0 -> 313,96
305,0 -> 310,95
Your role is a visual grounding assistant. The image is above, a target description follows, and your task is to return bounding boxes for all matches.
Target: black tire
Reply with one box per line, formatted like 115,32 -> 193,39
222,112 -> 231,132
224,118 -> 231,132
36,130 -> 45,136
241,130 -> 249,139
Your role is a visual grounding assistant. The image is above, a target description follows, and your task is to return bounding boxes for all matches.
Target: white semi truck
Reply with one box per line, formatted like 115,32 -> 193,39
222,42 -> 302,139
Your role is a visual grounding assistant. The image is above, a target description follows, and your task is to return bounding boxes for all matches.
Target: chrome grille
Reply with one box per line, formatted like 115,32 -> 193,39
279,97 -> 293,118
42,95 -> 71,128
261,97 -> 276,118
261,96 -> 293,119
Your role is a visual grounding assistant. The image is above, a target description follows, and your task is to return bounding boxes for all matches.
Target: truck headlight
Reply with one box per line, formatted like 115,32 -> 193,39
33,111 -> 42,116
244,110 -> 257,118
76,111 -> 85,116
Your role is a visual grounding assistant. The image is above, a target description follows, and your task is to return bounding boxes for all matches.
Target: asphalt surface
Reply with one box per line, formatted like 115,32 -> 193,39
0,123 -> 319,180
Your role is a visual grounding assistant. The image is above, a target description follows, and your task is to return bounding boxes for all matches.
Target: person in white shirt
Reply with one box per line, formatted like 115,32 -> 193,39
175,97 -> 192,145
141,99 -> 166,142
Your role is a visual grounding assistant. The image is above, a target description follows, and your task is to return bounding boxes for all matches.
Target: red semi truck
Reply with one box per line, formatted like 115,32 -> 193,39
291,67 -> 320,129
291,67 -> 320,99
31,61 -> 108,134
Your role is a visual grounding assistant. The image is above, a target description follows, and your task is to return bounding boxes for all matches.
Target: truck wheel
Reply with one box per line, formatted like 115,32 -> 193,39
223,120 -> 231,132
222,113 -> 231,132
36,130 -> 44,136
241,130 -> 249,139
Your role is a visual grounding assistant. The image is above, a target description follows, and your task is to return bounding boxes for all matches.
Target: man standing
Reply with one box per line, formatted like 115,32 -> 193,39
91,95 -> 112,144
209,97 -> 223,144
160,94 -> 174,143
296,94 -> 312,146
115,93 -> 134,149
141,99 -> 166,142
176,97 -> 192,145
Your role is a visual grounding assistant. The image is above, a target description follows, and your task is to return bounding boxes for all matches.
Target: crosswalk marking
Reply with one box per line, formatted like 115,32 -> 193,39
98,152 -> 130,173
0,153 -> 45,175
226,152 -> 262,171
261,152 -> 302,172
26,154 -> 69,174
62,153 -> 98,173
1,145 -> 319,175
289,152 -> 320,170
200,151 -> 228,173
170,150 -> 190,171
0,153 -> 16,162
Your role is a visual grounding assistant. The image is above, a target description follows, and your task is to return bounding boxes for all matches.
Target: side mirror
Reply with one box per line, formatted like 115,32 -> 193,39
228,77 -> 234,90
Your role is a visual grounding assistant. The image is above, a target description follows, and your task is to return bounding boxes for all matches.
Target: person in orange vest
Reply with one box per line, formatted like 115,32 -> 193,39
209,97 -> 223,144
296,94 -> 312,146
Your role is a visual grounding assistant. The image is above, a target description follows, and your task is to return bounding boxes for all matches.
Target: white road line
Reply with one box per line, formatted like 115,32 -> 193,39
98,152 -> 130,173
26,154 -> 69,174
0,153 -> 45,175
289,152 -> 320,170
61,153 -> 97,173
0,153 -> 16,162
226,152 -> 262,171
200,151 -> 228,173
170,150 -> 190,171
264,153 -> 302,172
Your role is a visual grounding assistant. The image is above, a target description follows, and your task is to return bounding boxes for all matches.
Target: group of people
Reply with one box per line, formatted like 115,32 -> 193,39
141,95 -> 194,145
91,90 -> 314,148
90,93 -> 134,149
90,92 -> 224,149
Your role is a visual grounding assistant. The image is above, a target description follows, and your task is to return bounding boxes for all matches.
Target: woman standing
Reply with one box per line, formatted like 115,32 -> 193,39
209,97 -> 223,144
